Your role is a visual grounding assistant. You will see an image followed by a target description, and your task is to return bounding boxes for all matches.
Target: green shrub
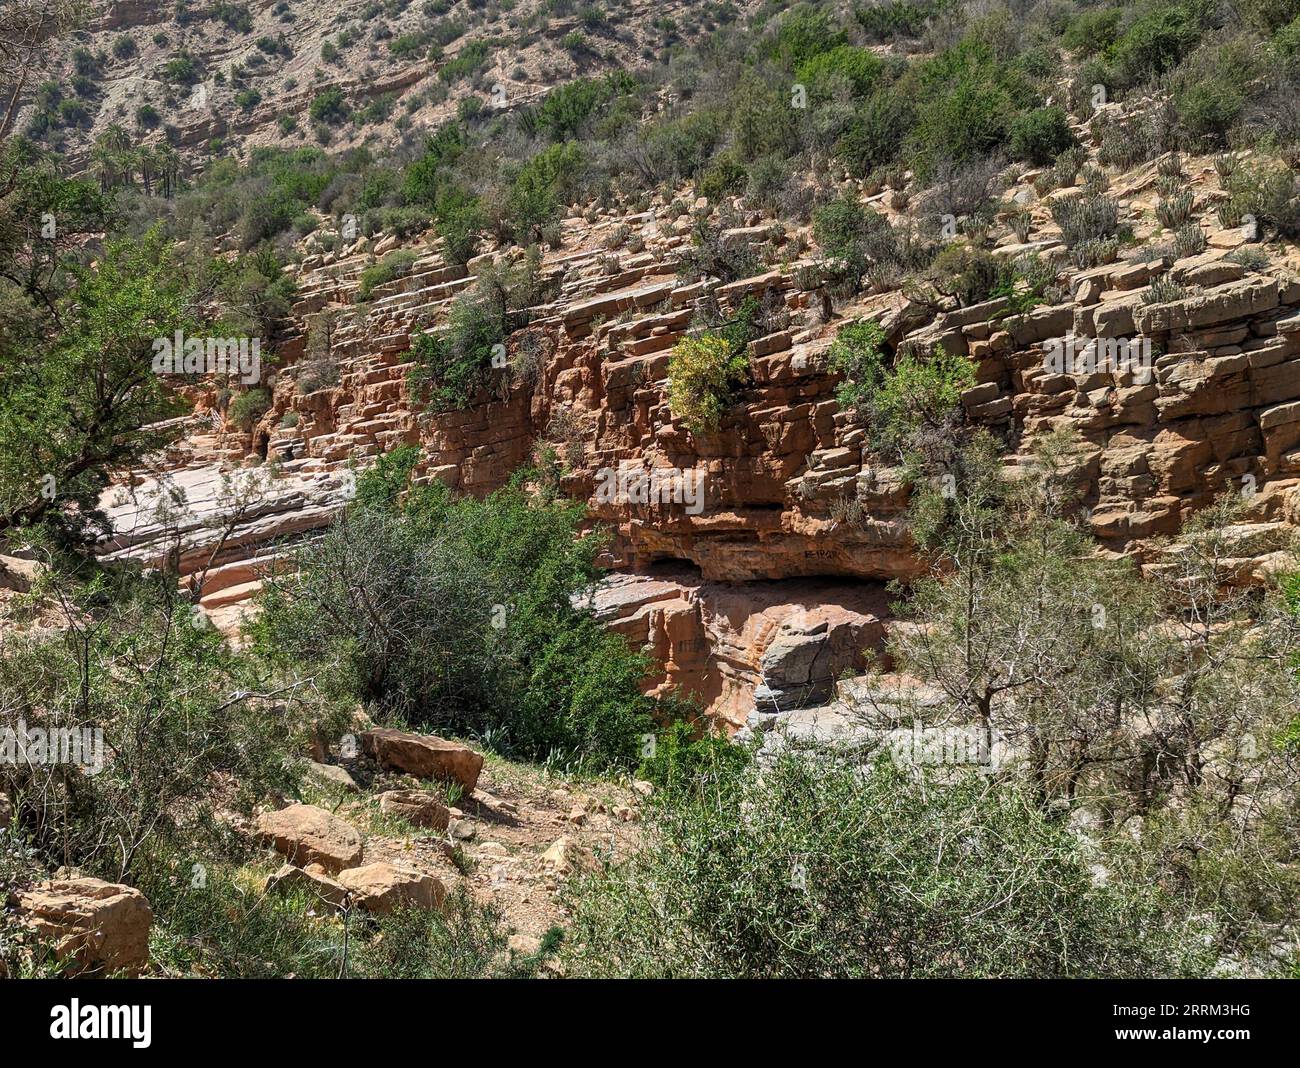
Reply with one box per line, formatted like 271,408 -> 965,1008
435,187 -> 484,265
357,248 -> 418,299
1105,1 -> 1210,89
812,194 -> 892,289
834,86 -> 914,176
1062,7 -> 1123,57
855,0 -> 947,41
795,44 -> 884,100
563,748 -> 1215,977
163,53 -> 199,84
1009,107 -> 1077,165
309,87 -> 349,124
228,386 -> 271,427
252,448 -> 657,769
909,40 -> 1039,178
1176,79 -> 1246,145
826,318 -> 889,414
667,332 -> 749,434
0,573 -> 321,885
638,718 -> 749,793
1222,159 -> 1300,237
507,142 -> 582,241
440,39 -> 490,81
407,252 -> 540,409
765,4 -> 847,66
927,244 -> 1008,306
872,344 -> 974,453
1275,15 -> 1300,56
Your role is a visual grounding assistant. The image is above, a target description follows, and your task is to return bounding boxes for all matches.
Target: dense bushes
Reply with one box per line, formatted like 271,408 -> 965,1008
252,447 -> 657,770
1009,106 -> 1077,164
564,747 -> 1214,977
0,570 -> 325,885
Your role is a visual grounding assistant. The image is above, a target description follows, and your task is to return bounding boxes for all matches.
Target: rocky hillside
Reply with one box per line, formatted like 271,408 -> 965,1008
98,127 -> 1300,733
22,0 -> 752,172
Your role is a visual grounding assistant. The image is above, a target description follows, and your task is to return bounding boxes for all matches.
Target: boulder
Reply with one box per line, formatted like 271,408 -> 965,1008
305,761 -> 359,794
256,803 -> 364,873
264,863 -> 349,909
0,554 -> 43,592
541,835 -> 593,875
360,728 -> 483,793
15,877 -> 152,976
335,862 -> 444,914
378,789 -> 450,830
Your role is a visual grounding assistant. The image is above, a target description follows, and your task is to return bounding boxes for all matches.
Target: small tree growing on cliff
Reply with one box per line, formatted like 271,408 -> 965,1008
667,333 -> 749,435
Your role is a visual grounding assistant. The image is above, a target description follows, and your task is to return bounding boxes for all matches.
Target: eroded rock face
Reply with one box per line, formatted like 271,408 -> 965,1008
256,803 -> 365,873
360,729 -> 483,794
90,149 -> 1300,730
15,877 -> 152,976
592,567 -> 890,729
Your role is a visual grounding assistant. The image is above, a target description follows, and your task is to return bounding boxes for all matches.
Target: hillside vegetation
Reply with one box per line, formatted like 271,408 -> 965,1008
2,0 -> 1300,979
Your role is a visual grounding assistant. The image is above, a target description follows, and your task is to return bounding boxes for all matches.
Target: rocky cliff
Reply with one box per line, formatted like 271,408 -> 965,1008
96,130 -> 1300,732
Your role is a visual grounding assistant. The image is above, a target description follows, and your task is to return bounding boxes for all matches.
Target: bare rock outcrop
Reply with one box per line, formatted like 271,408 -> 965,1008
360,728 -> 484,794
378,790 -> 452,831
335,862 -> 445,914
14,877 -> 152,976
256,803 -> 365,874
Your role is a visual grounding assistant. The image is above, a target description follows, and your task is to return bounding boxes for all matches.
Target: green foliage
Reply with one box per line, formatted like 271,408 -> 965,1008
638,718 -> 750,793
228,386 -> 271,428
409,295 -> 502,410
873,345 -> 974,452
1009,107 -> 1077,165
0,227 -> 190,536
855,0 -> 952,41
407,251 -> 540,410
0,570 -> 320,883
439,39 -> 491,82
812,194 -> 892,289
1176,79 -> 1246,146
350,888 -> 558,978
434,187 -> 484,265
402,123 -> 468,208
765,4 -> 847,66
1103,1 -> 1213,90
1221,158 -> 1300,237
927,243 -> 1010,306
795,45 -> 884,99
826,319 -> 889,414
909,39 -> 1039,178
1062,7 -> 1123,57
357,248 -> 418,300
564,748 -> 1214,977
163,53 -> 199,84
252,448 -> 656,769
667,332 -> 750,435
1051,194 -> 1121,247
531,73 -> 633,140
834,86 -> 914,176
507,142 -> 583,241
309,87 -> 349,125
